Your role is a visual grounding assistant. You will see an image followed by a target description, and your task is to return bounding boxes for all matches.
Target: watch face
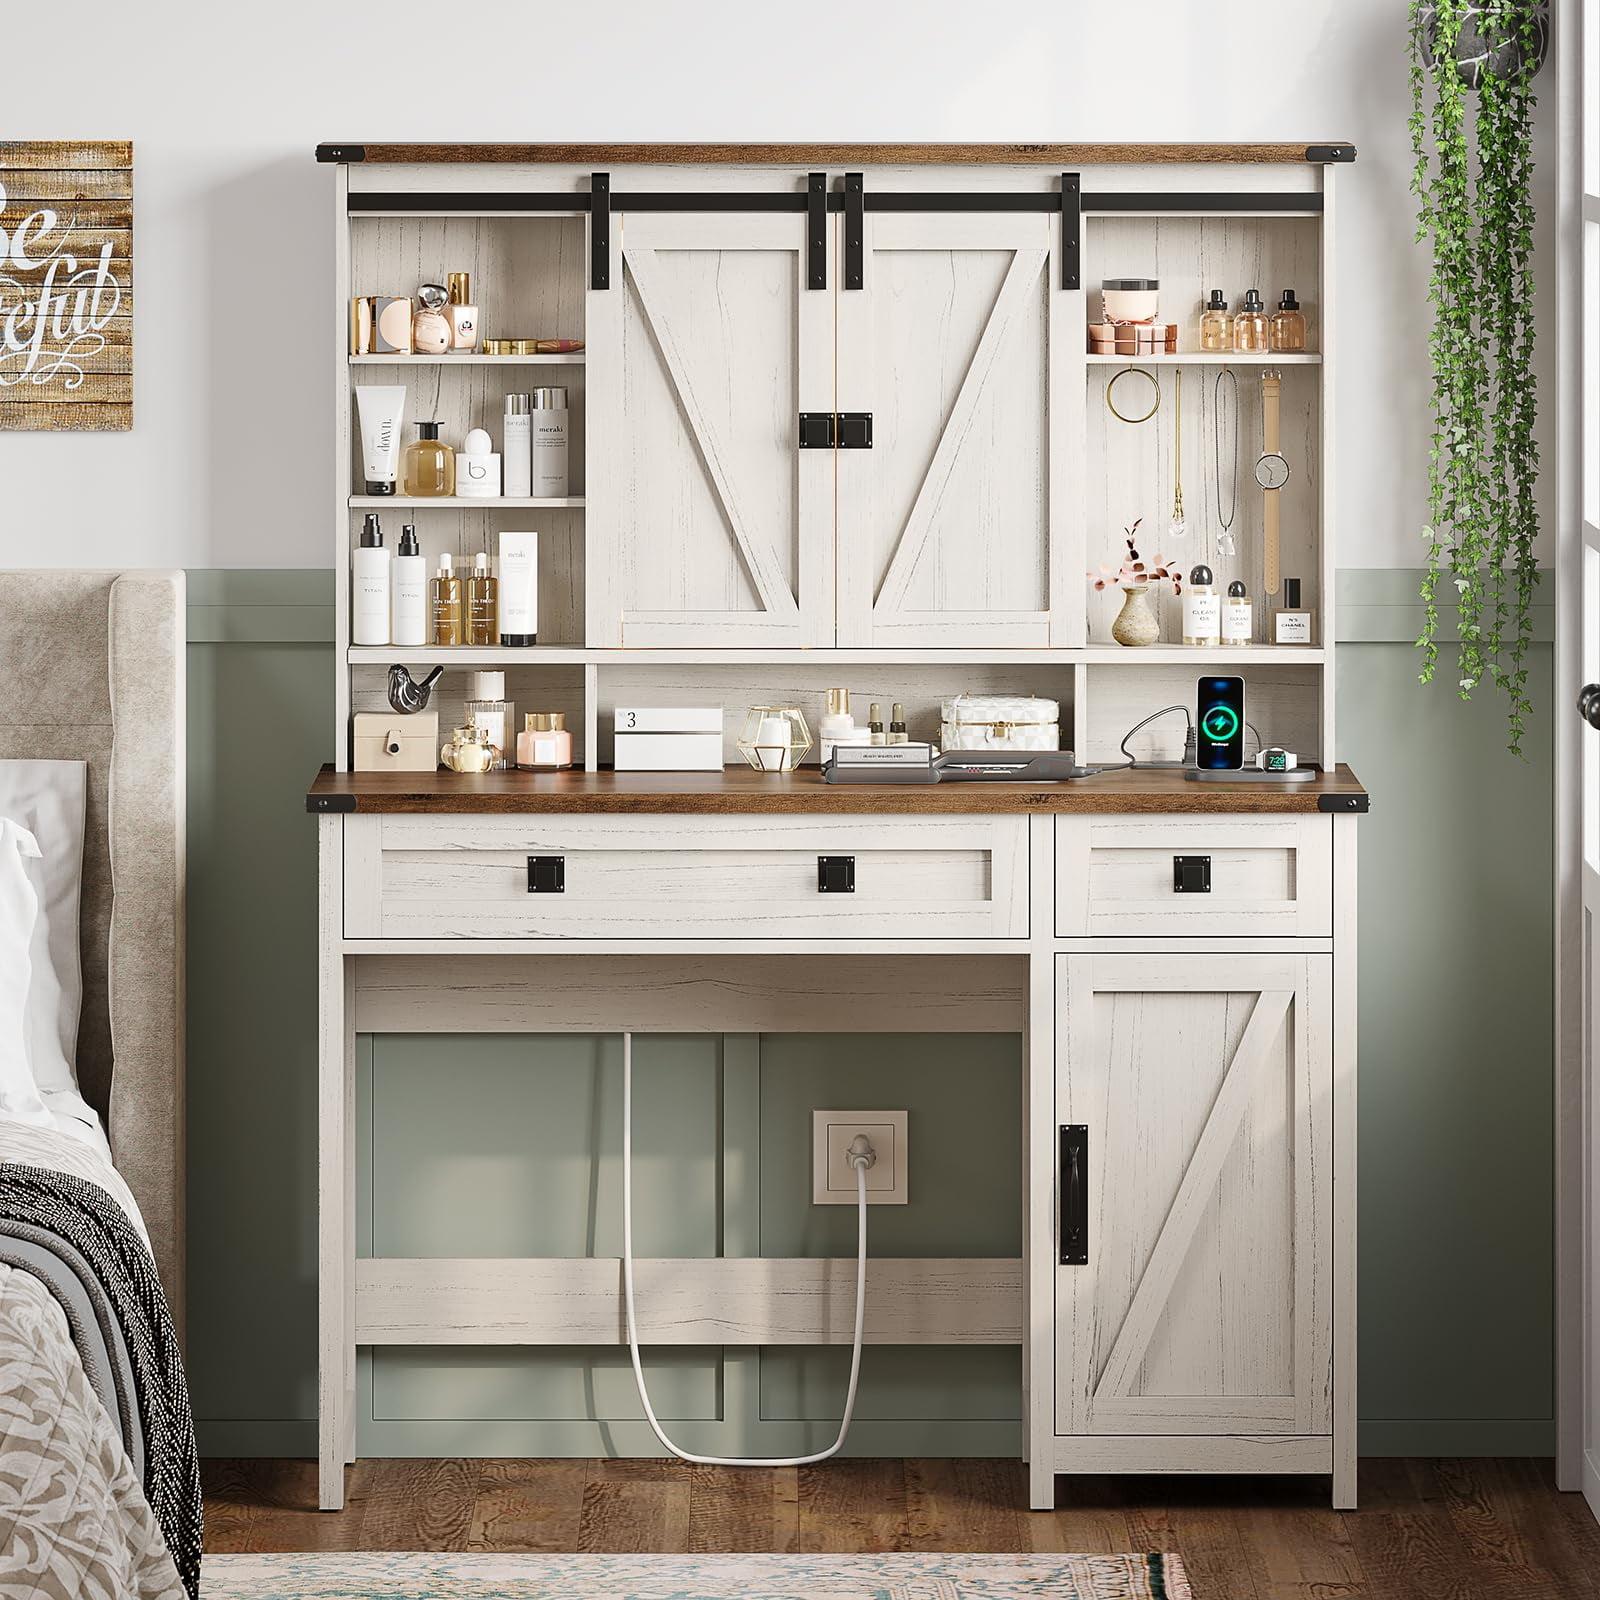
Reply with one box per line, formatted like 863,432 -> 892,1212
1254,452 -> 1290,491
1264,749 -> 1288,771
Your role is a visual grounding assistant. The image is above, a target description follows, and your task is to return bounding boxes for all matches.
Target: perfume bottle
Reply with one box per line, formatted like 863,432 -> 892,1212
1273,576 -> 1314,644
466,550 -> 498,645
446,272 -> 478,352
403,422 -> 456,497
412,282 -> 452,354
1222,580 -> 1254,646
1182,564 -> 1220,647
1199,289 -> 1231,352
1270,288 -> 1307,352
818,687 -> 861,764
430,552 -> 462,646
868,702 -> 885,746
888,703 -> 908,745
517,712 -> 573,770
464,670 -> 513,769
1233,288 -> 1269,353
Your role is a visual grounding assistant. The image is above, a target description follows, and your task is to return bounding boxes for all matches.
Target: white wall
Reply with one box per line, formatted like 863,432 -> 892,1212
0,0 -> 1553,569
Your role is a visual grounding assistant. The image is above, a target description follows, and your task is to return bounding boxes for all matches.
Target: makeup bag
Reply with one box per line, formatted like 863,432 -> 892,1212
939,694 -> 1060,752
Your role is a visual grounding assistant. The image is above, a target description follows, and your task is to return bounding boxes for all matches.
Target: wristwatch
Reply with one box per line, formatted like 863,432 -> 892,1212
1255,747 -> 1298,772
1254,372 -> 1288,597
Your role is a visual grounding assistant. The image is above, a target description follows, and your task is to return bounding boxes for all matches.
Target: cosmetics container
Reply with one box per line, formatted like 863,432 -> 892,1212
356,385 -> 406,496
1087,322 -> 1117,355
517,712 -> 573,771
390,524 -> 427,647
481,338 -> 585,356
371,296 -> 411,355
466,550 -> 498,645
412,283 -> 452,355
465,671 -> 513,769
353,710 -> 438,773
1270,289 -> 1307,352
868,702 -> 885,746
1273,577 -> 1314,644
350,296 -> 373,355
503,394 -> 532,498
1200,290 -> 1231,352
888,703 -> 909,745
430,553 -> 462,646
456,427 -> 501,498
613,707 -> 724,772
818,687 -> 867,764
403,422 -> 455,497
1182,564 -> 1220,647
1101,278 -> 1159,322
1233,288 -> 1269,353
497,531 -> 538,646
1222,581 -> 1254,646
441,723 -> 498,773
940,694 -> 1060,752
351,514 -> 390,646
531,387 -> 569,498
446,272 -> 478,352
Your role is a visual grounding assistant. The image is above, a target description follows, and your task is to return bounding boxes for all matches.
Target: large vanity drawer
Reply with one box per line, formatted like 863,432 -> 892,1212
1055,815 -> 1332,938
344,814 -> 1028,940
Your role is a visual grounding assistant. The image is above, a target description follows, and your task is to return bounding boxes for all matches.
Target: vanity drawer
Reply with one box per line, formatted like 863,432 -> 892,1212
344,814 -> 1028,940
1054,815 -> 1332,938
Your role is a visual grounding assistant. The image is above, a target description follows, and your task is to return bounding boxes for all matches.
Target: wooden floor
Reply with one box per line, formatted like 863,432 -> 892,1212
204,1456 -> 1600,1597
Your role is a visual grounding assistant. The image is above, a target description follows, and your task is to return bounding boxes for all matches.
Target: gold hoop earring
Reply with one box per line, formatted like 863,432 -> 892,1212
1105,365 -> 1160,425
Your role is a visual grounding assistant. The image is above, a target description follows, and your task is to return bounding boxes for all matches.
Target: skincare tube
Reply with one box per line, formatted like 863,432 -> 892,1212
356,385 -> 407,497
498,531 -> 539,646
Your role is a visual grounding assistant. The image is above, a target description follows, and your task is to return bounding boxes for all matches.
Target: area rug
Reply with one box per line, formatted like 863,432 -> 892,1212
201,1551 -> 1192,1599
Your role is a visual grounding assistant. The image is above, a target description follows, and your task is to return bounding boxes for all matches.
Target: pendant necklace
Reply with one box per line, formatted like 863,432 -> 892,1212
1212,367 -> 1239,559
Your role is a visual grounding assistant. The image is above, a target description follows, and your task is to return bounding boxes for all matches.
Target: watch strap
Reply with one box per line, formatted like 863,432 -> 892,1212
1262,373 -> 1282,597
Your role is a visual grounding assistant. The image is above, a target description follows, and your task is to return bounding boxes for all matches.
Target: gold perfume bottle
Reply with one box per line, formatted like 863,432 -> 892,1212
430,553 -> 462,646
1199,289 -> 1231,352
466,550 -> 498,645
403,422 -> 455,497
1270,288 -> 1307,352
1232,288 -> 1269,353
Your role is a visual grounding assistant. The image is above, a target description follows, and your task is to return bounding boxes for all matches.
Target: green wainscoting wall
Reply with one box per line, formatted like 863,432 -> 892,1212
185,570 -> 1555,1458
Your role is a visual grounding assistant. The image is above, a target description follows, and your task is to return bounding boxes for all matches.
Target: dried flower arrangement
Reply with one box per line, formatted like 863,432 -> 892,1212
1087,520 -> 1183,595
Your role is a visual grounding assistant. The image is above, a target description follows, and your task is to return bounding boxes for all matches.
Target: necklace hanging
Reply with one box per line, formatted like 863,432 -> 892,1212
1167,370 -> 1187,541
1212,367 -> 1239,559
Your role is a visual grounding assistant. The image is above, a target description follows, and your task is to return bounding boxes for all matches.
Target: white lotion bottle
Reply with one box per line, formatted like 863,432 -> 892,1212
531,386 -> 569,498
352,514 -> 390,646
390,523 -> 427,647
498,530 -> 539,646
503,394 -> 532,499
456,427 -> 501,498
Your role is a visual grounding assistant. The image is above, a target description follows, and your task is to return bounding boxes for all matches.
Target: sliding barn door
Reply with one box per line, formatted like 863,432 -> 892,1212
1054,953 -> 1333,1439
587,213 -> 834,648
835,213 -> 1076,647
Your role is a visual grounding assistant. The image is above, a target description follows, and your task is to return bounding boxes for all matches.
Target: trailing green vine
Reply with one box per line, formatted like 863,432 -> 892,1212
1409,0 -> 1542,755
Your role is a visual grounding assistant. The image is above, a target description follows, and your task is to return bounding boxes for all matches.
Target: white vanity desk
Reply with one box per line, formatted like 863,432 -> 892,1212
308,765 -> 1364,1512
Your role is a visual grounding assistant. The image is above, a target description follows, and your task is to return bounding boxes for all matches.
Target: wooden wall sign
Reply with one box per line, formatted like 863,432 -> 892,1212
0,141 -> 132,430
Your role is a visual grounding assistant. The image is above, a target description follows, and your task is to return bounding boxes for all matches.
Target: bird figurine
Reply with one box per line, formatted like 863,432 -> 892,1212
387,664 -> 444,714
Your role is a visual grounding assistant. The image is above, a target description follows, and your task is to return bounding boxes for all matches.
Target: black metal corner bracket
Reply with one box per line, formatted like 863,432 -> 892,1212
1305,144 -> 1357,163
1060,172 -> 1081,290
316,143 -> 366,163
1317,793 -> 1369,814
807,172 -> 828,290
590,173 -> 611,291
843,172 -> 864,290
306,793 -> 356,813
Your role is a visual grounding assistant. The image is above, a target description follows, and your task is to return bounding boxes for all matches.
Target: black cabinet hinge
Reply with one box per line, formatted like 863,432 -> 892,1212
798,413 -> 873,450
1060,172 -> 1081,289
843,172 -> 864,289
807,172 -> 828,290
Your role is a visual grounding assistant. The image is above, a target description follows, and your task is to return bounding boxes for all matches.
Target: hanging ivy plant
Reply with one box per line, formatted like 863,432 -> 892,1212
1409,0 -> 1544,755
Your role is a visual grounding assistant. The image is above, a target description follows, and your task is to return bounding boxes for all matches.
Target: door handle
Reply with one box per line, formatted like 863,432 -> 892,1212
817,855 -> 856,893
1060,1124 -> 1088,1265
1580,683 -> 1600,730
1173,854 -> 1212,893
527,855 -> 565,893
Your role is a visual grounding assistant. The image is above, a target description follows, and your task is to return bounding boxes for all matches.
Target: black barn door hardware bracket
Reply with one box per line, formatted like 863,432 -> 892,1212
807,172 -> 828,290
527,855 -> 566,894
1061,172 -> 1081,289
844,172 -> 864,289
798,413 -> 873,450
1060,1124 -> 1088,1265
590,173 -> 611,290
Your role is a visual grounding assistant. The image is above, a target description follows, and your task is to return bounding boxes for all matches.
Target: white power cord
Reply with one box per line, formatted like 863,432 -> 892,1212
620,1030 -> 873,1466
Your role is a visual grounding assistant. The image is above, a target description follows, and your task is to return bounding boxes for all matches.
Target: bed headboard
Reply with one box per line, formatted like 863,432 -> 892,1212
0,572 -> 185,1330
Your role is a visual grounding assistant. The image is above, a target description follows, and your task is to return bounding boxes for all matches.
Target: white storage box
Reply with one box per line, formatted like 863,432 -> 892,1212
613,707 -> 724,772
353,711 -> 438,772
940,694 -> 1059,752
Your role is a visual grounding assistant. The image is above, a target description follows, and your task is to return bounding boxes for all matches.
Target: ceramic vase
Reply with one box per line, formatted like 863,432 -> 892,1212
1111,584 -> 1160,647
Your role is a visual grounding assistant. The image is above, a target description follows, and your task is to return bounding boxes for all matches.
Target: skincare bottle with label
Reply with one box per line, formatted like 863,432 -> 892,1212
888,703 -> 909,744
412,283 -> 452,355
1199,289 -> 1231,352
1270,289 -> 1307,352
351,514 -> 390,646
403,422 -> 456,497
390,523 -> 427,647
868,702 -> 885,746
1182,564 -> 1220,646
503,394 -> 532,498
430,553 -> 462,646
1222,580 -> 1253,646
466,551 -> 499,645
517,712 -> 573,771
1233,288 -> 1269,353
1274,577 -> 1314,644
531,387 -> 569,498
446,272 -> 478,352
456,428 -> 501,498
465,671 -> 513,770
818,687 -> 859,764
497,531 -> 539,646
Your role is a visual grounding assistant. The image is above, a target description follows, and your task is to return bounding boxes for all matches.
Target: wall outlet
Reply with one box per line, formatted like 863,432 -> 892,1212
812,1109 -> 908,1205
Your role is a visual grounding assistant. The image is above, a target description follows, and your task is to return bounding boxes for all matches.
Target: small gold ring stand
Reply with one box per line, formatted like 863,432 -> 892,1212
1105,365 -> 1161,425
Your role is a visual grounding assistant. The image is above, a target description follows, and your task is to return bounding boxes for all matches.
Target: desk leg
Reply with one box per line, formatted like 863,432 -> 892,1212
1025,816 -> 1057,1510
318,817 -> 356,1510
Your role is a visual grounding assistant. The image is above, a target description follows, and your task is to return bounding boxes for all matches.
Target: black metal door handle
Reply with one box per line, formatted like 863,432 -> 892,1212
527,855 -> 565,893
817,855 -> 856,893
1060,1125 -> 1088,1265
1173,855 -> 1212,893
1580,683 -> 1600,730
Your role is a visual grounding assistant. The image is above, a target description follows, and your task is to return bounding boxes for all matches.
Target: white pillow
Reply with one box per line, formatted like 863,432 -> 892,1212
0,819 -> 55,1127
0,761 -> 87,1098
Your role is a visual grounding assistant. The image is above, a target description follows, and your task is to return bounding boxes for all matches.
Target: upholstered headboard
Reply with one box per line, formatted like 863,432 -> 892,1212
0,572 -> 185,1330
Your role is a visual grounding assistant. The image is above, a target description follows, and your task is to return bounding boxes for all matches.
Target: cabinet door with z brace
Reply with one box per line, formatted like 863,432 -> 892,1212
835,212 -> 1078,647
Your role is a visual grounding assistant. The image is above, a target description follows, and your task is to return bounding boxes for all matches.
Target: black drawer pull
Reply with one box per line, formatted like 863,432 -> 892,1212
1173,854 -> 1212,894
527,855 -> 565,893
817,855 -> 856,893
1060,1125 -> 1088,1265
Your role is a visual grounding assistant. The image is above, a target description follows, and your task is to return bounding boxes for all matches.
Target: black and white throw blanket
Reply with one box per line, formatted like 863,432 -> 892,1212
0,1154 -> 200,1600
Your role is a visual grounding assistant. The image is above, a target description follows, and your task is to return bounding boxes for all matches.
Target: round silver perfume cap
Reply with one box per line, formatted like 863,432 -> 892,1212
531,387 -> 568,409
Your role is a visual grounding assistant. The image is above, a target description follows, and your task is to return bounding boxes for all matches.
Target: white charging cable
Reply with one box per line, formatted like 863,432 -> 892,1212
620,1030 -> 873,1466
